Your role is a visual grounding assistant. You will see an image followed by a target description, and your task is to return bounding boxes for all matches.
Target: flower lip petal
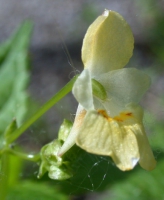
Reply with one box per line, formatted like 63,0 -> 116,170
76,110 -> 141,171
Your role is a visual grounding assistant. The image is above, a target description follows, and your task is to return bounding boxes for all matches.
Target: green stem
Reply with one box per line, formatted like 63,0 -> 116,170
7,75 -> 78,144
8,149 -> 40,162
0,153 -> 9,200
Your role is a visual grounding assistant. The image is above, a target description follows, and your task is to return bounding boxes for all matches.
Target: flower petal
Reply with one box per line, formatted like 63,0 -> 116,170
126,105 -> 156,170
95,68 -> 151,116
82,10 -> 134,75
76,110 -> 140,171
110,122 -> 140,171
72,69 -> 94,110
138,127 -> 157,171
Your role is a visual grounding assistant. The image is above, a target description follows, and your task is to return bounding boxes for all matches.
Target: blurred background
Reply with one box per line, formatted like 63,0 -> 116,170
0,0 -> 164,199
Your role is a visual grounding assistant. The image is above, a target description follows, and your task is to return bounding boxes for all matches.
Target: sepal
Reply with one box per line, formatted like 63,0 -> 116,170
38,119 -> 73,180
38,140 -> 73,180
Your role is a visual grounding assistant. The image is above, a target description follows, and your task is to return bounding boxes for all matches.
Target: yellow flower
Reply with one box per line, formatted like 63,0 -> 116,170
58,10 -> 156,171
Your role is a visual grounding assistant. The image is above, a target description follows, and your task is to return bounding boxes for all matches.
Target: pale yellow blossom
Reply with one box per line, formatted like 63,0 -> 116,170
58,10 -> 156,171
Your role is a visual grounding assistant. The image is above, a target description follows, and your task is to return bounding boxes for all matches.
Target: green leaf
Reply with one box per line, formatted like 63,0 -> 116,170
0,38 -> 13,64
0,21 -> 33,134
7,181 -> 68,200
0,24 -> 22,64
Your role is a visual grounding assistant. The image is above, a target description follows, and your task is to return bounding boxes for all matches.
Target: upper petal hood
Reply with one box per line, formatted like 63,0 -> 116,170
82,10 -> 134,76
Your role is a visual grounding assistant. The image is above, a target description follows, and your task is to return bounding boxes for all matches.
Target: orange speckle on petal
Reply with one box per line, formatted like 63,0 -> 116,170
114,112 -> 133,122
97,110 -> 113,121
126,112 -> 132,116
97,110 -> 133,122
74,109 -> 87,129
98,110 -> 109,119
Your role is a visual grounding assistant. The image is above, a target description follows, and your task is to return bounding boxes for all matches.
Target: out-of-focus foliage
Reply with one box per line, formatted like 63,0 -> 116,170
0,21 -> 33,200
102,161 -> 164,200
0,22 -> 68,200
136,0 -> 164,65
0,21 -> 32,136
7,181 -> 68,200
